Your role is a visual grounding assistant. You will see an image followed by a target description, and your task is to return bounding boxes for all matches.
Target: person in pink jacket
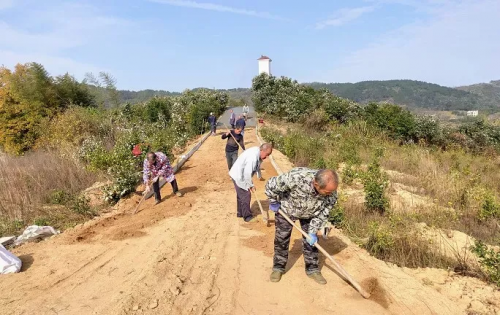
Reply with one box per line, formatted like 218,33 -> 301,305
143,152 -> 183,204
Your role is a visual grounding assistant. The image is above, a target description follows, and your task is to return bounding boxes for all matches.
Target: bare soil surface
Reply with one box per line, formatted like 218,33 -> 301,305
1,128 -> 498,315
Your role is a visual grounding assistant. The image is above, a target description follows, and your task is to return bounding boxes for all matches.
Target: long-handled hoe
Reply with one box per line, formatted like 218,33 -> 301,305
277,209 -> 370,298
132,182 -> 154,214
223,123 -> 269,226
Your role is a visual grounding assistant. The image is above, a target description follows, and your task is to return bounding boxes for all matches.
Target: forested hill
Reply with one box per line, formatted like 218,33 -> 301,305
305,80 -> 498,111
456,80 -> 500,109
117,88 -> 251,105
116,79 -> 499,111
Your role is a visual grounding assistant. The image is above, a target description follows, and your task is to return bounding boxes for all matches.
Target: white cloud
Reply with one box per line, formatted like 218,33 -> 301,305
0,2 -> 129,80
316,6 -> 376,29
326,0 -> 500,86
147,0 -> 287,20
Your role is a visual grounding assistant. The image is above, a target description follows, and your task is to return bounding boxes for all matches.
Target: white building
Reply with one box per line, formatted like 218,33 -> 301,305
466,110 -> 479,117
258,55 -> 272,75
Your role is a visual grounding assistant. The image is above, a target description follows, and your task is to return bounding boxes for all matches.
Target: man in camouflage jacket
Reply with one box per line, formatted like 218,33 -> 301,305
265,167 -> 338,284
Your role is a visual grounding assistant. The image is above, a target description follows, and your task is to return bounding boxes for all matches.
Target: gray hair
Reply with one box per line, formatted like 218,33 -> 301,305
314,169 -> 339,189
260,143 -> 273,153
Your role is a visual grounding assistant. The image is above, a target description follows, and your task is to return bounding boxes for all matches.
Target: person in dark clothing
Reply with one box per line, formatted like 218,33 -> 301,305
221,124 -> 245,170
229,109 -> 236,129
235,115 -> 246,136
208,112 -> 217,136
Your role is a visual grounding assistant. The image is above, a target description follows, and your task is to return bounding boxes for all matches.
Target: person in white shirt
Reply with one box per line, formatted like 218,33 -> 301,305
229,143 -> 273,222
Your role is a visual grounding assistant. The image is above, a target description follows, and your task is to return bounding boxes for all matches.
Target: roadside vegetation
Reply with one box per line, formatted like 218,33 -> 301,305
0,62 -> 228,236
254,73 -> 500,285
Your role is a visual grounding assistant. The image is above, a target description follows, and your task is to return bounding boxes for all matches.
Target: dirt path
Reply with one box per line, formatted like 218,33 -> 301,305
0,128 -> 474,315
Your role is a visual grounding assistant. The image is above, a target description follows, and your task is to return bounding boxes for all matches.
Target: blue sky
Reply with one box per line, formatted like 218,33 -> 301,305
0,0 -> 499,91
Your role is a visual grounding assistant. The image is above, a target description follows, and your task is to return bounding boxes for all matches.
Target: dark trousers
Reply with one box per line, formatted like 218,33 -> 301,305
273,212 -> 319,275
232,181 -> 252,219
211,124 -> 217,133
152,179 -> 179,201
225,151 -> 238,171
230,123 -> 235,129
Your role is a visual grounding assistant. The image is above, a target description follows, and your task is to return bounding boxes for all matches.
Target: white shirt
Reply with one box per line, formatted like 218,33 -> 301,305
229,146 -> 262,190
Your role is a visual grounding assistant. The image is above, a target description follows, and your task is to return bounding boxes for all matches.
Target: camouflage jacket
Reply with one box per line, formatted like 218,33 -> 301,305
265,167 -> 338,234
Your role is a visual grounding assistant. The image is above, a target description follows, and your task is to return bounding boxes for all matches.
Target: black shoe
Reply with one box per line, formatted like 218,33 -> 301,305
154,199 -> 162,205
244,216 -> 255,222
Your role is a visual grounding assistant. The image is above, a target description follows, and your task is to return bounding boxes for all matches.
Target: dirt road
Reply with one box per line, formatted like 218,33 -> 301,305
0,128 -> 469,315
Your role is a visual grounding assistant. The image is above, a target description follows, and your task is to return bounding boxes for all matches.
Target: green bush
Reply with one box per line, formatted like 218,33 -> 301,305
47,189 -> 73,205
365,221 -> 395,257
33,217 -> 51,226
303,108 -> 330,131
260,127 -> 285,150
341,164 -> 358,185
479,193 -> 500,220
252,73 -> 317,122
362,150 -> 389,213
471,241 -> 500,287
69,195 -> 95,217
143,96 -> 172,124
322,94 -> 360,123
329,202 -> 345,227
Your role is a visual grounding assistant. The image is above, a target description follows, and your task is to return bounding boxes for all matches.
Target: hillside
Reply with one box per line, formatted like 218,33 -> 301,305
116,80 -> 499,112
457,80 -> 500,107
306,80 -> 498,111
117,88 -> 252,105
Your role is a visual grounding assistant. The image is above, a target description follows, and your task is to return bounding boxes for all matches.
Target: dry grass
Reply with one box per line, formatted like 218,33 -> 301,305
262,119 -> 500,275
0,151 -> 100,236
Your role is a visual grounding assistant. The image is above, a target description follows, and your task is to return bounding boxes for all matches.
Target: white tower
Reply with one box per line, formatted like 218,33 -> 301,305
258,55 -> 272,75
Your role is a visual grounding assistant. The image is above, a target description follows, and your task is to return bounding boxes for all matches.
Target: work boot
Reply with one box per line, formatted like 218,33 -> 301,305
244,216 -> 255,222
270,270 -> 283,282
175,191 -> 183,197
308,272 -> 327,285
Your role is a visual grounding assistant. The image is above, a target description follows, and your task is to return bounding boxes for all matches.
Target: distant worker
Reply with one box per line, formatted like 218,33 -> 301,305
236,115 -> 246,137
221,123 -> 245,170
229,144 -> 273,222
229,109 -> 236,129
265,168 -> 338,285
242,104 -> 250,120
143,152 -> 183,205
208,112 -> 217,136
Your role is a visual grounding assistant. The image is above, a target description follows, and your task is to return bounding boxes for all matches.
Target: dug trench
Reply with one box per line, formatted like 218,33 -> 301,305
0,125 -> 470,314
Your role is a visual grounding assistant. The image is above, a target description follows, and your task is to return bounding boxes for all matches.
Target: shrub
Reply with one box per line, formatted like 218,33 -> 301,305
47,190 -> 73,205
38,107 -> 111,148
0,63 -> 95,154
341,164 -> 358,185
143,96 -> 172,124
322,94 -> 360,123
363,103 -> 417,143
471,241 -> 500,287
362,149 -> 389,213
303,108 -> 330,131
69,195 -> 95,217
479,193 -> 500,220
252,73 -> 317,122
329,201 -> 345,227
260,127 -> 285,150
